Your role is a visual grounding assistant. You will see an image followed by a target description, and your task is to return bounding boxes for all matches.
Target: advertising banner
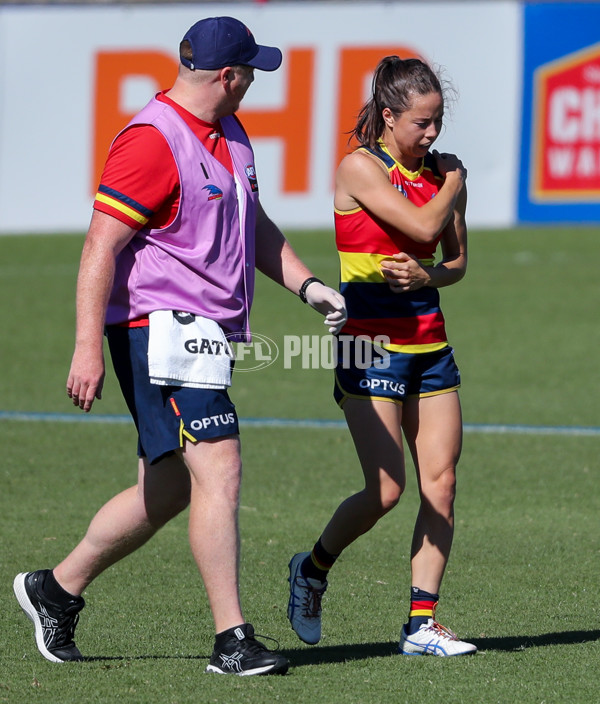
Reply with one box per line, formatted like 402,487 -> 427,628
0,2 -> 520,234
519,1 -> 600,222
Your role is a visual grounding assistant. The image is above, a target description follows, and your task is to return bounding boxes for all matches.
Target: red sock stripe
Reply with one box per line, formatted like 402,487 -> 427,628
409,599 -> 435,617
411,600 -> 436,610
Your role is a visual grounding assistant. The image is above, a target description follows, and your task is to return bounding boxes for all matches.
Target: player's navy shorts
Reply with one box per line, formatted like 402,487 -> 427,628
105,325 -> 239,464
334,337 -> 460,407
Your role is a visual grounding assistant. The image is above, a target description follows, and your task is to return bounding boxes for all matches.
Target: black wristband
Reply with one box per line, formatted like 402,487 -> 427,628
298,276 -> 324,303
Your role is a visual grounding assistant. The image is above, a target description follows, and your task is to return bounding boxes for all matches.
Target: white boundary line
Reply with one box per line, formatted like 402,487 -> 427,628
1,411 -> 599,437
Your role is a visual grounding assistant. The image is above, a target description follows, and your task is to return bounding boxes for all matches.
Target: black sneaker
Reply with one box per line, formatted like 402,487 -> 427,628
206,623 -> 289,676
13,570 -> 85,663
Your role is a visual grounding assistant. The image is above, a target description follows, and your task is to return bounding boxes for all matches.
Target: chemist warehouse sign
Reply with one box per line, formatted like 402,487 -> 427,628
519,2 -> 600,222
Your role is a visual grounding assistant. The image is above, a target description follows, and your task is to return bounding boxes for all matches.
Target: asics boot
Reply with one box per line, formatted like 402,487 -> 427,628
13,570 -> 85,663
398,618 -> 477,656
206,623 -> 289,676
287,552 -> 327,645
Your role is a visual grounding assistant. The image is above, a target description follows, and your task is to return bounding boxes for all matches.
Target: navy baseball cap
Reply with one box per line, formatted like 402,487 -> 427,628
180,16 -> 282,72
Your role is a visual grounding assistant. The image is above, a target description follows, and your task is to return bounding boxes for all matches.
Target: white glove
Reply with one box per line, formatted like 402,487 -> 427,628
303,280 -> 347,335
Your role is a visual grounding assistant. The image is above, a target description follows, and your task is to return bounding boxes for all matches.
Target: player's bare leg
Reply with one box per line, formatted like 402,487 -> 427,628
397,391 -> 475,655
287,398 -> 405,644
319,398 -> 406,553
402,391 -> 461,593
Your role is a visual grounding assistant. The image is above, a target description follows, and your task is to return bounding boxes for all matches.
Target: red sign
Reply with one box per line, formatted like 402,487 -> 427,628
531,43 -> 600,202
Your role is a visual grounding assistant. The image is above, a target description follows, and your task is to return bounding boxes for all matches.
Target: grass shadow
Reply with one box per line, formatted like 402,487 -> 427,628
282,641 -> 397,666
80,629 -> 600,665
471,629 -> 600,652
282,628 -> 600,666
83,654 -> 208,663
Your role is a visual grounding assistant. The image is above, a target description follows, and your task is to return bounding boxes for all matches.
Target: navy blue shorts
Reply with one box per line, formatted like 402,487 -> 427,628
106,325 -> 239,464
334,339 -> 460,407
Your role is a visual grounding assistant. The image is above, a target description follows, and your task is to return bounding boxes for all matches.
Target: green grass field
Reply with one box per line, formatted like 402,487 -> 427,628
1,228 -> 599,703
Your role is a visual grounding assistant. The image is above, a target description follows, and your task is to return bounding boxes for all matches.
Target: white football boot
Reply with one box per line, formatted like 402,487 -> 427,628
399,617 -> 477,656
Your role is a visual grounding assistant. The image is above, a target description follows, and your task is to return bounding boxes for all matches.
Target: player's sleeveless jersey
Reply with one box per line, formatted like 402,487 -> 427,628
335,142 -> 448,353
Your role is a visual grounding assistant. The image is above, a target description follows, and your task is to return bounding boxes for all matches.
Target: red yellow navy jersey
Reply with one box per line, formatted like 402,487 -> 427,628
335,142 -> 448,353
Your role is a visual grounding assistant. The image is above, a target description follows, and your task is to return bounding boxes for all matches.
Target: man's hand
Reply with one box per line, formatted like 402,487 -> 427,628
66,345 -> 106,413
304,282 -> 347,335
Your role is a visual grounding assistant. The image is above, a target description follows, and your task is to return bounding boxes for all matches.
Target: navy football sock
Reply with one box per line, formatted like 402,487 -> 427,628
405,587 -> 439,635
301,537 -> 338,582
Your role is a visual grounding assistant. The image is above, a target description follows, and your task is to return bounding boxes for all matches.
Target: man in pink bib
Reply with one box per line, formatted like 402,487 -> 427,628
14,16 -> 346,677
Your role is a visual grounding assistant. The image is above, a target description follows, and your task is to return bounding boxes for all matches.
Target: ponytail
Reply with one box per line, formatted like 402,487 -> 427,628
350,55 -> 446,148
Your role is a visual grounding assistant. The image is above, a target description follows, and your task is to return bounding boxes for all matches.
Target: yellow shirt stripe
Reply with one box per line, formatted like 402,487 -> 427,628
95,192 -> 150,225
339,250 -> 435,284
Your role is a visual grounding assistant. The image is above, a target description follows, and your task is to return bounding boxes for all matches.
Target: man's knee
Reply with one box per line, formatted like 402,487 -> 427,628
183,435 -> 242,495
142,455 -> 192,526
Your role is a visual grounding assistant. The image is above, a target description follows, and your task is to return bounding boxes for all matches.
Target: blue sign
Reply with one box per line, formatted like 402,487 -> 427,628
519,1 -> 600,222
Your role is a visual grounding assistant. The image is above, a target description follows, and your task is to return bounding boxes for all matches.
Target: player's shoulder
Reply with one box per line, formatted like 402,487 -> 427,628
339,146 -> 389,180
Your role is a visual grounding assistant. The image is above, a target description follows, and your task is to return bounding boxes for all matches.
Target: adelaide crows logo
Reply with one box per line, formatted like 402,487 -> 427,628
203,184 -> 223,201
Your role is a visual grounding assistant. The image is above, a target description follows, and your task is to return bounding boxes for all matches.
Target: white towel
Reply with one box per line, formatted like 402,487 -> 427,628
148,311 -> 232,389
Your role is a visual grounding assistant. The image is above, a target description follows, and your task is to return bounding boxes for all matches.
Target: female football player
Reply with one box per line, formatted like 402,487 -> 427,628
287,55 -> 475,656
